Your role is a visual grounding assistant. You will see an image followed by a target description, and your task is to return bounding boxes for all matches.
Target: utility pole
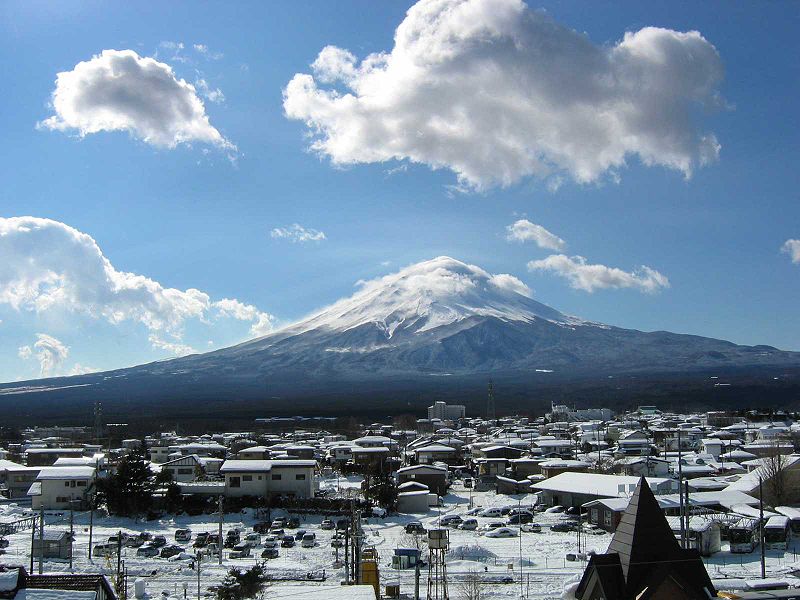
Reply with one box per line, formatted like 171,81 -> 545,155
69,503 -> 74,570
486,381 -> 496,421
196,552 -> 202,600
29,516 -> 36,572
38,505 -> 44,574
217,495 -> 224,566
519,498 -> 524,599
88,495 -> 94,560
760,478 -> 766,579
677,428 -> 685,548
116,530 -> 122,587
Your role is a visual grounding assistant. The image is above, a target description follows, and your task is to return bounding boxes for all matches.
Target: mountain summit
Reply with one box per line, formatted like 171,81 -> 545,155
1,256 -> 798,418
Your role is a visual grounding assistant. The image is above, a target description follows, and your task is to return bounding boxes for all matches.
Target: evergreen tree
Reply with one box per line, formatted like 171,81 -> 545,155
213,563 -> 270,600
97,446 -> 156,516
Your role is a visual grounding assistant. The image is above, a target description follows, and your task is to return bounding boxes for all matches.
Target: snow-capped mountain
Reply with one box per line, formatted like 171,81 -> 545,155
1,256 -> 798,415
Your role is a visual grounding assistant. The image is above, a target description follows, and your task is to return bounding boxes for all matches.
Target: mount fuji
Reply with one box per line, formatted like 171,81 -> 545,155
2,257 -> 799,421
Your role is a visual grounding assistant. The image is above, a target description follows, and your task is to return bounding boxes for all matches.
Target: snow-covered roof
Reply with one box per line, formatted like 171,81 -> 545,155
219,459 -> 315,473
725,455 -> 800,494
14,590 -> 97,600
397,464 -> 447,474
532,472 -> 675,497
268,585 -> 376,600
36,466 -> 94,480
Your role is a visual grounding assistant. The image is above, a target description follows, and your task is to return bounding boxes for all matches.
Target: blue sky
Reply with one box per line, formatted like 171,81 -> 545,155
0,0 -> 798,382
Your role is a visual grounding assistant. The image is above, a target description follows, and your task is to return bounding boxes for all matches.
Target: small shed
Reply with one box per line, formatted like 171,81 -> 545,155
397,490 -> 430,514
31,530 -> 72,559
392,548 -> 423,569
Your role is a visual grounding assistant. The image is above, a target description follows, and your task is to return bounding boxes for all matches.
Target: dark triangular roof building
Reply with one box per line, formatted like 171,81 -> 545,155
575,477 -> 715,600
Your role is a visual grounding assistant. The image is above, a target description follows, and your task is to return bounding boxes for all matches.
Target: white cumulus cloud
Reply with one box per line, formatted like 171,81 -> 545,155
270,224 -> 327,243
782,239 -> 800,264
528,254 -> 669,293
38,49 -> 235,152
0,217 -> 274,355
18,334 -> 70,377
506,219 -> 566,251
283,0 -> 724,190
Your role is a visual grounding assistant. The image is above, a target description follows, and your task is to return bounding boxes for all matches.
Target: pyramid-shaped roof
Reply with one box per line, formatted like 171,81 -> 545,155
606,476 -> 683,588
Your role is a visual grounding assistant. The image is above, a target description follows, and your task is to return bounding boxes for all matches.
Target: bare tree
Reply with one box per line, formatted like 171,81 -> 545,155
455,570 -> 482,600
762,437 -> 790,506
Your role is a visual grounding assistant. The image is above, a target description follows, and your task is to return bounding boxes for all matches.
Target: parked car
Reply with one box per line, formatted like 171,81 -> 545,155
405,521 -> 426,535
270,528 -> 285,538
204,543 -> 220,558
125,536 -> 145,548
107,533 -> 128,545
253,522 -> 271,534
261,547 -> 279,559
294,529 -> 307,541
0,539 -> 8,549
371,507 -> 387,518
193,532 -> 210,547
564,506 -> 582,516
229,542 -> 251,559
479,508 -> 504,518
271,519 -> 285,529
508,512 -> 534,525
225,531 -> 241,548
263,535 -> 279,549
175,529 -> 192,542
160,545 -> 185,559
151,535 -> 167,548
136,544 -> 159,558
207,534 -> 220,546
544,506 -> 565,514
551,522 -> 577,533
281,535 -> 295,548
459,518 -> 479,531
320,519 -> 335,530
301,533 -> 316,548
464,507 -> 483,516
93,543 -> 117,558
482,521 -> 505,532
485,527 -> 517,538
245,533 -> 261,547
286,517 -> 300,529
521,523 -> 542,533
440,515 -> 463,527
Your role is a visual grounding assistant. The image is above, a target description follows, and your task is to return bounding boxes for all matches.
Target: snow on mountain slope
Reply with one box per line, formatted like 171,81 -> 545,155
273,256 -> 587,340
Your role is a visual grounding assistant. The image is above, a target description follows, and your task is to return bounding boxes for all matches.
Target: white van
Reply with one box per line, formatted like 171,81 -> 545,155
301,532 -> 316,548
479,507 -> 503,518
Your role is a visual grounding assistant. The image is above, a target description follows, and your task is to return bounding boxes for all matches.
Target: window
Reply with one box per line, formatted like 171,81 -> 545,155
65,482 -> 70,487
604,511 -> 612,526
296,474 -> 306,481
271,474 -> 281,481
178,468 -> 193,475
591,509 -> 598,523
77,481 -> 87,487
56,496 -> 69,503
243,475 -> 252,482
230,476 -> 241,488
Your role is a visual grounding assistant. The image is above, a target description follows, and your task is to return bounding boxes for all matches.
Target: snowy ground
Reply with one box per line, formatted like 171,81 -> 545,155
2,478 -> 800,599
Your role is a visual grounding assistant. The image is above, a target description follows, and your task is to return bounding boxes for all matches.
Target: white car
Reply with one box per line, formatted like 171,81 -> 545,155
479,507 -> 504,518
263,535 -> 279,549
545,505 -> 565,514
485,527 -> 517,538
459,518 -> 478,530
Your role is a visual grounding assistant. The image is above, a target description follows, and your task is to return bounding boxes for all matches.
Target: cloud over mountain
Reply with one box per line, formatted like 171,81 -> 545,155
38,49 -> 235,152
0,217 -> 273,355
782,239 -> 800,264
283,0 -> 724,190
18,334 -> 69,377
528,254 -> 669,293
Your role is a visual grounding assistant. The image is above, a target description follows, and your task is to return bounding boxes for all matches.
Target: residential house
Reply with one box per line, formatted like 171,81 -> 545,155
219,459 -> 316,499
29,466 -> 95,510
396,464 -> 448,496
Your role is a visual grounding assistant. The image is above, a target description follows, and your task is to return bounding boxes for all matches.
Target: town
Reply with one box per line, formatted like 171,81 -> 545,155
1,400 -> 800,599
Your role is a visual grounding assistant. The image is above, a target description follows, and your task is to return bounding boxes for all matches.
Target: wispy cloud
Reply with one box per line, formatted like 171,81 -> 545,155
782,239 -> 800,264
271,224 -> 327,243
18,334 -> 69,377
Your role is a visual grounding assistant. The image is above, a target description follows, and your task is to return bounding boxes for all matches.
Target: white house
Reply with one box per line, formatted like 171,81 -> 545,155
29,466 -> 95,510
219,459 -> 316,499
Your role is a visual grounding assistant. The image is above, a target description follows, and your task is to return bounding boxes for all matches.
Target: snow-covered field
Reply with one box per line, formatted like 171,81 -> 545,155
2,478 -> 800,599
